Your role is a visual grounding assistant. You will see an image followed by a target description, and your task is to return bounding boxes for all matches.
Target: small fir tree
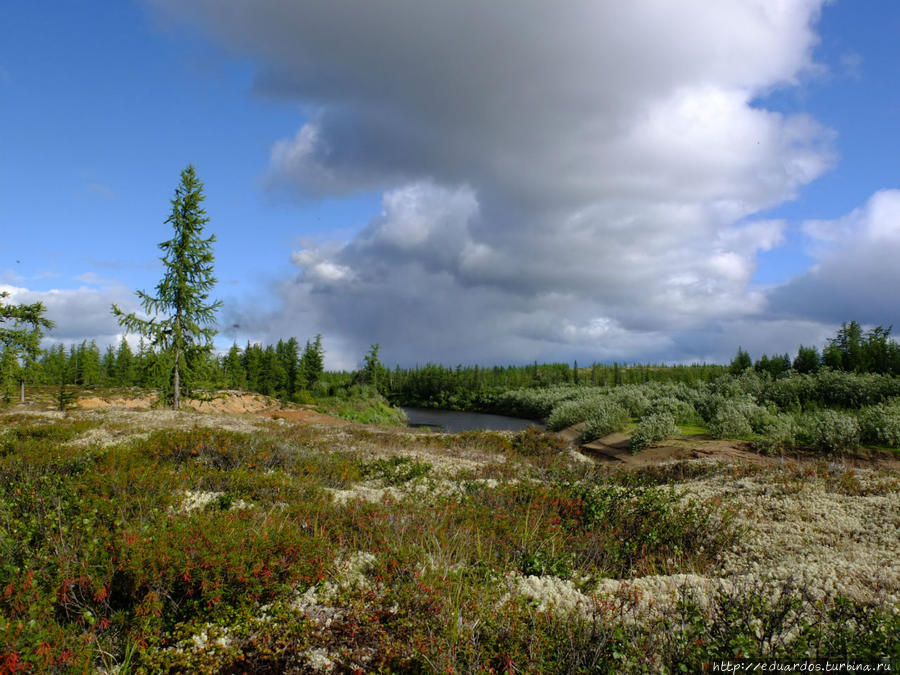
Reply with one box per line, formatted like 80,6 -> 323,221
729,347 -> 752,374
115,337 -> 136,386
223,343 -> 246,391
0,291 -> 55,403
102,344 -> 117,383
42,344 -> 67,385
360,343 -> 386,393
281,337 -> 301,395
112,165 -> 222,409
80,340 -> 102,387
300,334 -> 325,390
793,345 -> 820,374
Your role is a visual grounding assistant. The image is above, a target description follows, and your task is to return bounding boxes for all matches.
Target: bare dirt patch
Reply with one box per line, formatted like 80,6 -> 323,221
576,430 -> 770,468
184,392 -> 280,414
570,427 -> 900,471
77,393 -> 159,410
76,391 -> 281,415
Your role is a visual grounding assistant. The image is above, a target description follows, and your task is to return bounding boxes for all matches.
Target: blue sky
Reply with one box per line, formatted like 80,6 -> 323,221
2,1 -> 899,369
1,3 -> 375,299
752,1 -> 900,283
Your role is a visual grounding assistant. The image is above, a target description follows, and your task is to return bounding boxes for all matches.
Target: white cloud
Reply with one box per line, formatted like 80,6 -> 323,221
1,283 -> 136,348
768,190 -> 900,328
151,0 -> 842,365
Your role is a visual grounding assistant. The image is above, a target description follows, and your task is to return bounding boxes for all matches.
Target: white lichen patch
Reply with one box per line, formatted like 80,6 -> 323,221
352,437 -> 509,476
174,490 -> 252,513
326,483 -> 402,505
67,426 -> 120,447
304,647 -> 335,672
327,476 -> 524,506
678,466 -> 900,606
567,448 -> 595,464
291,582 -> 343,627
190,625 -> 232,651
9,407 -> 276,448
290,551 -> 380,627
507,572 -> 596,615
500,462 -> 899,632
179,490 -> 223,511
336,551 -> 378,590
164,623 -> 234,657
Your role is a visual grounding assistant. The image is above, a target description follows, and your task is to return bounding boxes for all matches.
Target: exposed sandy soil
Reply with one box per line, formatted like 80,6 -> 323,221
77,393 -> 159,409
76,391 -> 280,415
580,431 -> 773,468
557,422 -> 771,468
561,423 -> 900,471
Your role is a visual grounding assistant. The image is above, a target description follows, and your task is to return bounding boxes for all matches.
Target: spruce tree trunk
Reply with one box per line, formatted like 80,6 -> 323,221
19,378 -> 25,404
173,357 -> 180,411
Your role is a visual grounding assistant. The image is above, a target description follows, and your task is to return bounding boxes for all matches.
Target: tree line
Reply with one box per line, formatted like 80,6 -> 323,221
7,336 -> 325,401
384,361 -> 727,409
731,321 -> 900,379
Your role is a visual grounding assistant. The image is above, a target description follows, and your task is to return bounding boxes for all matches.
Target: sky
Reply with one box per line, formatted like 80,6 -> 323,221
2,1 -> 899,370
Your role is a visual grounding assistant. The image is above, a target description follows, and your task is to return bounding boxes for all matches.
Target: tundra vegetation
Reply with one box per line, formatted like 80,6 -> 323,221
1,320 -> 899,670
1,365 -> 899,670
0,406 -> 897,672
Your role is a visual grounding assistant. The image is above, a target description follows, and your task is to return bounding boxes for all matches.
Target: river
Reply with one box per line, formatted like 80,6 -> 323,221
400,407 -> 543,433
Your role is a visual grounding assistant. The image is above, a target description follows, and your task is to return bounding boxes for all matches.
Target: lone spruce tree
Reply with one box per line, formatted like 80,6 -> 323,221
0,291 -> 55,403
112,165 -> 222,409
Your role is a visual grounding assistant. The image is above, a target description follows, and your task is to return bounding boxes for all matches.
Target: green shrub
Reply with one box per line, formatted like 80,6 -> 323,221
808,410 -> 861,453
578,401 -> 629,443
644,396 -> 699,425
362,456 -> 432,484
857,400 -> 900,447
751,414 -> 797,455
546,394 -> 609,431
630,413 -> 678,453
708,401 -> 753,439
695,392 -> 728,423
610,386 -> 651,417
765,374 -> 817,412
660,579 -> 899,668
490,385 -> 583,420
519,549 -> 573,579
707,396 -> 775,439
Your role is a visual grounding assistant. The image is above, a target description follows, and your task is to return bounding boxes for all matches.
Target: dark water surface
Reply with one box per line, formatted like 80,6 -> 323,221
401,407 -> 543,433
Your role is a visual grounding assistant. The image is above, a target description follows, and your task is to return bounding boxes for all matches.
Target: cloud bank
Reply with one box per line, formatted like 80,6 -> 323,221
148,0 -> 879,368
1,283 -> 135,348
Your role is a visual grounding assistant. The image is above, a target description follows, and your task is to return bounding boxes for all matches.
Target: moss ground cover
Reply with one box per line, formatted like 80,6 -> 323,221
0,409 -> 897,672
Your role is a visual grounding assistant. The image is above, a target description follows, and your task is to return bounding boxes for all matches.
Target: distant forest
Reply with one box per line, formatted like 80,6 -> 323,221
16,320 -> 899,410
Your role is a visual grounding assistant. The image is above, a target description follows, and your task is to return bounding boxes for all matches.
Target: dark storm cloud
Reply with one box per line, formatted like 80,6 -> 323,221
149,0 -> 844,367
